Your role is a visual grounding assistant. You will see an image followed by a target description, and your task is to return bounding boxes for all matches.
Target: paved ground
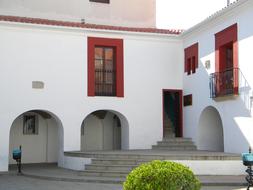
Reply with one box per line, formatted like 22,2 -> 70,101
0,175 -> 121,190
0,175 -> 247,190
6,163 -> 246,186
1,164 -> 247,190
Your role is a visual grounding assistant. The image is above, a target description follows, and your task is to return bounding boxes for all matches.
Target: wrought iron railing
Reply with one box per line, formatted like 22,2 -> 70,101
95,69 -> 116,96
210,68 -> 239,98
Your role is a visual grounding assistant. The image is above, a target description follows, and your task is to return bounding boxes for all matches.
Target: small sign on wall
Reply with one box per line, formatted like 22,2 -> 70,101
205,60 -> 211,69
32,81 -> 44,89
184,94 -> 192,106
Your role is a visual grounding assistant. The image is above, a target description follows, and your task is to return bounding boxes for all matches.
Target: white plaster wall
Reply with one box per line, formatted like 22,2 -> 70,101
0,0 -> 156,27
0,21 -> 182,171
81,112 -> 122,151
182,0 -> 253,153
9,113 -> 59,164
175,160 -> 244,175
102,112 -> 114,150
61,156 -> 91,171
81,114 -> 103,151
47,118 -> 59,162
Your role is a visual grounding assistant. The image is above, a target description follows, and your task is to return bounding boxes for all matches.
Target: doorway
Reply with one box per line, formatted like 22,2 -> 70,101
163,90 -> 182,138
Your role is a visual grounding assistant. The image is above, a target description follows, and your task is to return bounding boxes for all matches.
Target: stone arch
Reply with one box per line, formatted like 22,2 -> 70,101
197,106 -> 224,152
80,109 -> 129,151
9,109 -> 64,165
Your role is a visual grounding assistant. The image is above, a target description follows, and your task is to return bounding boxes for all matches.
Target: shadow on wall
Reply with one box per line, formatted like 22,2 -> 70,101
9,109 -> 64,166
80,110 -> 129,151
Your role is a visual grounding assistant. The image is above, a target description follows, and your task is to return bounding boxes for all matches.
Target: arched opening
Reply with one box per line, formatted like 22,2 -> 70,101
81,110 -> 129,151
9,110 -> 64,165
197,106 -> 224,152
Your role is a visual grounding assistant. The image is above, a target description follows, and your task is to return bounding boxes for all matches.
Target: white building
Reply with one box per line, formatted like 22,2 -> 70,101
0,0 -> 252,172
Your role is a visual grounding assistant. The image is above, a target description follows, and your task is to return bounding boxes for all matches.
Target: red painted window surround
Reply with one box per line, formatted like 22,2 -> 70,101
88,37 -> 124,97
184,43 -> 198,75
215,23 -> 238,94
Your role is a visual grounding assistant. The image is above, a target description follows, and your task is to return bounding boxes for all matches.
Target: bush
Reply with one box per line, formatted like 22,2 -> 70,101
123,160 -> 201,190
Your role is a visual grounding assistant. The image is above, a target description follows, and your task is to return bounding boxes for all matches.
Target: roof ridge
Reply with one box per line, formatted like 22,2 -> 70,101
0,15 -> 183,35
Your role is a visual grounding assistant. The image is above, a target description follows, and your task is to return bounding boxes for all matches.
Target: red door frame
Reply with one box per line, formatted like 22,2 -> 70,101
162,89 -> 183,138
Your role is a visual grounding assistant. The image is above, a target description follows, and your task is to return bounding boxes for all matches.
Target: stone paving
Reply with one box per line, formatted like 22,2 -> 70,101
0,163 -> 248,190
0,175 -> 247,190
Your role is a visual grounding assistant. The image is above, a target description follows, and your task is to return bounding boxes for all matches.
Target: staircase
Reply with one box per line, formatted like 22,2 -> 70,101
163,117 -> 175,138
78,137 -> 197,182
152,138 -> 197,151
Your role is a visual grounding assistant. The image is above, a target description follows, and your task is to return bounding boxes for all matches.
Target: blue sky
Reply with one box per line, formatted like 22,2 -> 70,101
157,0 -> 237,29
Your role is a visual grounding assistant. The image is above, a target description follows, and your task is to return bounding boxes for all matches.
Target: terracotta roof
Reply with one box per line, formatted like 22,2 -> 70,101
0,15 -> 182,35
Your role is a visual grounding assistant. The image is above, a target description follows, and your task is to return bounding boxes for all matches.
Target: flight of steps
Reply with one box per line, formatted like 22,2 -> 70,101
152,138 -> 197,151
79,157 -> 140,183
163,117 -> 175,138
79,138 -> 197,183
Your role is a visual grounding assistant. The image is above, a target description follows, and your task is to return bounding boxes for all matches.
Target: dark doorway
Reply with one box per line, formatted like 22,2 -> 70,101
163,90 -> 182,138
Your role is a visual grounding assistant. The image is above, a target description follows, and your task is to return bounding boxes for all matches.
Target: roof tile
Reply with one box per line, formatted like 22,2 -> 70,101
0,15 -> 182,35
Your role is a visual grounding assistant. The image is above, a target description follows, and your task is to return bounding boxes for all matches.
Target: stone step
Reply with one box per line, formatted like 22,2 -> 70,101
161,137 -> 193,142
91,158 -> 139,165
65,151 -> 241,160
157,141 -> 195,146
152,145 -> 197,151
164,134 -> 175,138
79,170 -> 130,177
153,143 -> 197,148
24,172 -> 125,184
85,164 -> 138,171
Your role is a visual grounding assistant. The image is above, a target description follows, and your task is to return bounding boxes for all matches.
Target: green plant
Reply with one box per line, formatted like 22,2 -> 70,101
123,160 -> 201,190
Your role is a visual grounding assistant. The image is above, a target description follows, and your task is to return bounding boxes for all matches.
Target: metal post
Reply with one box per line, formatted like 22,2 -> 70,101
18,145 -> 22,174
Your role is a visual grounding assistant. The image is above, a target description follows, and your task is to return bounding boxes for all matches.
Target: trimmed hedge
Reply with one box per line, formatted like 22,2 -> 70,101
123,160 -> 201,190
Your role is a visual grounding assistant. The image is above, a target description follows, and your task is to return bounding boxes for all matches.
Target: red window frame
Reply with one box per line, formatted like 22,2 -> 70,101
88,37 -> 124,97
184,43 -> 198,75
215,23 -> 238,94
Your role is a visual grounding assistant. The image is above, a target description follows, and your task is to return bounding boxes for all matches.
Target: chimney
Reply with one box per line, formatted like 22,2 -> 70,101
227,0 -> 230,6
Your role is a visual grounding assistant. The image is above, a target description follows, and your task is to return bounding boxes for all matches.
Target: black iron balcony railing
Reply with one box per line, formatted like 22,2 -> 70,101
95,69 -> 116,96
210,68 -> 239,98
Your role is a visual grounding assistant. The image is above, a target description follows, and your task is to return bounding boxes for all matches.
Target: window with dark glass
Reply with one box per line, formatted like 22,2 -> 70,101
89,0 -> 110,3
23,115 -> 38,135
184,43 -> 198,75
94,46 -> 116,96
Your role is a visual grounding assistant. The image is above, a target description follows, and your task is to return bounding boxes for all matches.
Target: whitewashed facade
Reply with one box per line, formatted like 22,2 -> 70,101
0,21 -> 182,171
0,0 -> 253,172
182,0 -> 253,154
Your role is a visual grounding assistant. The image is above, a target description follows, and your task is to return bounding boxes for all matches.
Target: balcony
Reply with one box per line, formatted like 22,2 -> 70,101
210,68 -> 239,98
95,69 -> 116,96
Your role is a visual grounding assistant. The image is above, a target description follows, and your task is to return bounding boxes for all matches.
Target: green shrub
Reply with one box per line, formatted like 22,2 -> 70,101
123,160 -> 201,190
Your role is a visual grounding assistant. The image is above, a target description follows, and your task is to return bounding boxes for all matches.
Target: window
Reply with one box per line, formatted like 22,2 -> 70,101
215,24 -> 238,72
214,23 -> 238,96
184,43 -> 198,75
89,0 -> 110,3
88,37 -> 124,97
183,94 -> 192,106
23,115 -> 38,135
95,47 -> 116,96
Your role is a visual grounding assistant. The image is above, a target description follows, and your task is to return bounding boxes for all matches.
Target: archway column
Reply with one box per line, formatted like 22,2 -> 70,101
0,119 -> 11,171
63,120 -> 81,151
